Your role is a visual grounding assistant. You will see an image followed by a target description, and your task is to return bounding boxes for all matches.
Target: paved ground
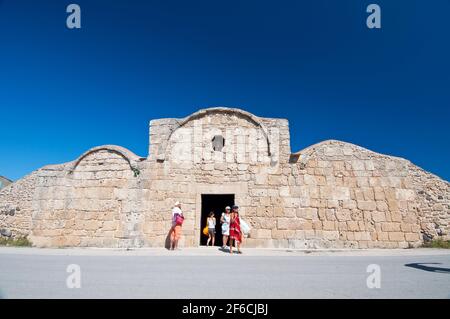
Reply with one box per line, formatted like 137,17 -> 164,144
0,247 -> 449,298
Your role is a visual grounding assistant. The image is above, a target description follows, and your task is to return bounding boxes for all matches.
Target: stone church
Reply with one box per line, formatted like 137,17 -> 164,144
1,107 -> 449,248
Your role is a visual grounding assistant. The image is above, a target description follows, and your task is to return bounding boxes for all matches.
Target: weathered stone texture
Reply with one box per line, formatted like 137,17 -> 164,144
1,108 -> 449,248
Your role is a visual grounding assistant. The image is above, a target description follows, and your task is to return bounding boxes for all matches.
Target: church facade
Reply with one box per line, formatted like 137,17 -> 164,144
0,107 -> 449,248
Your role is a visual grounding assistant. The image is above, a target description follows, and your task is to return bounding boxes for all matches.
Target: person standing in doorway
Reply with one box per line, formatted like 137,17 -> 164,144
220,206 -> 231,249
170,201 -> 184,250
229,205 -> 242,254
206,211 -> 216,246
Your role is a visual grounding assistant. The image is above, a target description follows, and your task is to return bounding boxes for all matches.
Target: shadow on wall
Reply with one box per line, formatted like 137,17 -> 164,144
165,228 -> 172,250
405,263 -> 450,274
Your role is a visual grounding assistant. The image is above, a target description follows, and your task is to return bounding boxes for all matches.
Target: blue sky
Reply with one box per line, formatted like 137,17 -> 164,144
0,0 -> 449,181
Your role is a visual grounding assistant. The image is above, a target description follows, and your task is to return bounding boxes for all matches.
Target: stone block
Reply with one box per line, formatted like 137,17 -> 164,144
322,221 -> 336,231
255,229 -> 272,239
323,231 -> 339,240
296,208 -> 316,219
304,230 -> 316,239
395,189 -> 416,201
343,200 -> 357,209
332,187 -> 350,200
313,221 -> 323,230
294,230 -> 306,240
354,232 -> 371,241
337,221 -> 348,231
327,199 -> 339,208
351,160 -> 365,171
304,175 -> 316,185
277,218 -> 290,230
279,187 -> 290,197
405,233 -> 420,241
273,207 -> 283,217
347,221 -> 359,231
374,188 -> 385,200
390,212 -> 402,222
102,221 -> 118,231
388,232 -> 405,241
357,200 -> 377,211
376,232 -> 389,241
376,201 -> 389,212
381,222 -> 401,232
362,188 -> 375,201
371,211 -> 386,222
335,209 -> 351,221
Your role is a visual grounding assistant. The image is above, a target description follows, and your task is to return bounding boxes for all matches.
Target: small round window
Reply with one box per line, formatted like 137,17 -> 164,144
212,135 -> 225,151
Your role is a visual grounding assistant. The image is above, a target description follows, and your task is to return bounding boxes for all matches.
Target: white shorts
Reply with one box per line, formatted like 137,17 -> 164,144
222,224 -> 230,236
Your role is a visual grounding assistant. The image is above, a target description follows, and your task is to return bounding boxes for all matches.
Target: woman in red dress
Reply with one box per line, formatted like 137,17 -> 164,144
229,205 -> 242,254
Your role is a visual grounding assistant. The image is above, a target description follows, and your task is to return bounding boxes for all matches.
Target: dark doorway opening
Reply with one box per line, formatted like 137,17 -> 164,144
200,194 -> 235,246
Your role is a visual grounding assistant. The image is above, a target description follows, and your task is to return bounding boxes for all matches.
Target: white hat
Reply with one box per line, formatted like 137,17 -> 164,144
225,206 -> 231,210
174,201 -> 180,207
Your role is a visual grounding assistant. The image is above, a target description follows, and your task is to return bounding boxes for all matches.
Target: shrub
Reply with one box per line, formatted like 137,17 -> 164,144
422,238 -> 450,249
0,236 -> 32,247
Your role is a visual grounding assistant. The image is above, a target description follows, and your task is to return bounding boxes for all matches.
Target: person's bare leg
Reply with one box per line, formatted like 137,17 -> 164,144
212,235 -> 215,246
207,235 -> 210,246
238,236 -> 243,253
229,239 -> 233,254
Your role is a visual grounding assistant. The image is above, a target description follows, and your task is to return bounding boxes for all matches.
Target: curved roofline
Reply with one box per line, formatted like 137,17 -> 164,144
69,145 -> 145,173
160,107 -> 272,161
290,139 -> 450,183
291,139 -> 410,163
178,107 -> 266,128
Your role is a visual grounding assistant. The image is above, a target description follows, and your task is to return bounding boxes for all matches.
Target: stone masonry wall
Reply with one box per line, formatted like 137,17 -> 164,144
247,140 -> 440,249
408,164 -> 450,240
145,108 -> 290,247
30,149 -> 143,247
0,108 -> 448,248
0,172 -> 37,237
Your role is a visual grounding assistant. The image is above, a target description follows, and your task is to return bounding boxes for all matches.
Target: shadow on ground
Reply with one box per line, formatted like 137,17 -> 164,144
405,263 -> 450,273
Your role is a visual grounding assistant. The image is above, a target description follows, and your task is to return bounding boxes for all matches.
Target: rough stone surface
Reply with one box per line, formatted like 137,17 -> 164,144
1,107 -> 449,248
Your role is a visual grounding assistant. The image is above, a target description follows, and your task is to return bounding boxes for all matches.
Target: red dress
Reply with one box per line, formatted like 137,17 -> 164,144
229,214 -> 242,243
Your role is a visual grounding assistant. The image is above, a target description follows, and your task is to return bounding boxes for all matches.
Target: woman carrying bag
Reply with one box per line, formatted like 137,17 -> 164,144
170,201 -> 184,250
229,205 -> 242,254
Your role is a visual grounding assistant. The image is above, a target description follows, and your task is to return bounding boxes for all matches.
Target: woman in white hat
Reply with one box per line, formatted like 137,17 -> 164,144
170,201 -> 184,250
220,206 -> 231,249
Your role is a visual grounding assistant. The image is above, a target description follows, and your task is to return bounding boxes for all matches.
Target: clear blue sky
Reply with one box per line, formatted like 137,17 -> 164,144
0,0 -> 449,181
